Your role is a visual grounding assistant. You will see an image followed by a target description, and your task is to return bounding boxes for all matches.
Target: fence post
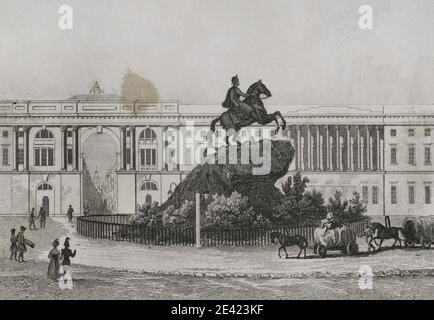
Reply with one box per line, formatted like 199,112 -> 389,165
195,192 -> 201,248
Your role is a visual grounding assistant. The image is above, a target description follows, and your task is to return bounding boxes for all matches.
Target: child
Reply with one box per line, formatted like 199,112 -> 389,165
47,239 -> 61,281
10,228 -> 17,261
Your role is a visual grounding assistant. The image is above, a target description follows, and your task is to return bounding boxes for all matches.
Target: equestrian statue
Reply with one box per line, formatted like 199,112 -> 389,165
209,75 -> 286,145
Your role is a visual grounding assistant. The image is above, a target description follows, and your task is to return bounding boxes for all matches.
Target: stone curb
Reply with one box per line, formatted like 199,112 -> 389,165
117,268 -> 434,279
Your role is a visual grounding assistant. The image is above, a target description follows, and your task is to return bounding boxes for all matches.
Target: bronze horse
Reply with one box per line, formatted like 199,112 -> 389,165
209,80 -> 286,144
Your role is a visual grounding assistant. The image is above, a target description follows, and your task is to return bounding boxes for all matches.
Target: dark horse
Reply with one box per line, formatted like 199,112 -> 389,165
270,232 -> 307,259
210,80 -> 286,144
363,222 -> 405,252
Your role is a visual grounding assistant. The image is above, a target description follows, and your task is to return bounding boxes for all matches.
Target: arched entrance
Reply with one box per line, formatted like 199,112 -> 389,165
82,129 -> 119,214
35,182 -> 54,216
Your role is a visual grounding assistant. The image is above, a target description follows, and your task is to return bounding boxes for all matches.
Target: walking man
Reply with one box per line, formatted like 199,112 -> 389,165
38,206 -> 47,229
66,204 -> 74,223
28,208 -> 37,230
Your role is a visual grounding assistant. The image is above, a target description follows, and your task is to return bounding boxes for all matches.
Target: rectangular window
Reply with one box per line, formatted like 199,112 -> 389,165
2,147 -> 9,165
41,149 -> 47,166
408,146 -> 416,165
48,149 -> 54,166
362,186 -> 368,204
390,129 -> 396,137
67,130 -> 72,138
67,147 -> 73,165
17,148 -> 24,165
425,186 -> 431,204
390,146 -> 397,165
391,186 -> 397,204
408,185 -> 415,204
408,129 -> 415,137
35,148 -> 54,166
2,131 -> 8,138
424,147 -> 431,165
140,149 -> 145,166
372,186 -> 378,204
144,149 -> 156,166
34,148 -> 40,166
425,128 -> 431,137
126,148 -> 131,165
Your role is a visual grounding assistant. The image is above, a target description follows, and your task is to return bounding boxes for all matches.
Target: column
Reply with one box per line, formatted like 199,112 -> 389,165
307,126 -> 311,170
316,126 -> 320,170
357,126 -> 361,170
376,126 -> 380,171
12,126 -> 18,171
346,126 -> 351,171
330,135 -> 334,171
297,126 -> 301,170
326,126 -> 330,170
300,135 -> 305,171
319,129 -> 324,171
61,126 -> 67,171
380,137 -> 384,171
23,126 -> 30,171
120,126 -> 126,171
336,126 -> 340,171
350,136 -> 354,171
367,126 -> 371,170
72,126 -> 79,170
129,126 -> 135,170
361,133 -> 365,171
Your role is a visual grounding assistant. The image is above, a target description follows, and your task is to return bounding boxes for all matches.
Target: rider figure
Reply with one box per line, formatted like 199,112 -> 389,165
222,75 -> 253,121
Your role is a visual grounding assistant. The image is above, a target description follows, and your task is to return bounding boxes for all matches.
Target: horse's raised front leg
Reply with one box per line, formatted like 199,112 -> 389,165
278,247 -> 282,258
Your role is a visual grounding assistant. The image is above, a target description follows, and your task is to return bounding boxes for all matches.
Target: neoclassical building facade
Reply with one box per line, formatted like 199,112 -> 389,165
0,93 -> 432,217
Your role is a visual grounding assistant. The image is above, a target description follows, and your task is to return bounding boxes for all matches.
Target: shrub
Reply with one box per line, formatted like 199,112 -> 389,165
161,200 -> 195,228
203,192 -> 270,228
129,202 -> 162,227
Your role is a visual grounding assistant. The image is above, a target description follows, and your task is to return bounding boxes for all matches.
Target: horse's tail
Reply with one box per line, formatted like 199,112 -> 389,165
210,117 -> 220,132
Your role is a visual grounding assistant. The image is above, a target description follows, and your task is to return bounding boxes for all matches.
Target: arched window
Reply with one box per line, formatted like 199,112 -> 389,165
139,128 -> 157,170
34,129 -> 55,166
140,128 -> 157,140
37,183 -> 53,190
35,129 -> 54,139
140,181 -> 158,191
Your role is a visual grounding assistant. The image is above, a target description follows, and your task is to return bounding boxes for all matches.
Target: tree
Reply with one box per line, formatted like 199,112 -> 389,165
121,70 -> 159,101
347,191 -> 367,221
130,202 -> 162,227
327,190 -> 349,221
301,189 -> 327,221
161,200 -> 195,228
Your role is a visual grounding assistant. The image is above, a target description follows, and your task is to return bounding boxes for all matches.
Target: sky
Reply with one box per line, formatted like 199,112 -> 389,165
1,0 -> 434,104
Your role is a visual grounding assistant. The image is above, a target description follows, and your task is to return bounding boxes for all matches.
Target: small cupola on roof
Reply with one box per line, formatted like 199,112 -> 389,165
68,81 -> 127,102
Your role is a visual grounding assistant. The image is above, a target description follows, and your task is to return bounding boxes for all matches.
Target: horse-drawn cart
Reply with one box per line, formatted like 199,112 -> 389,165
313,225 -> 358,258
403,216 -> 433,249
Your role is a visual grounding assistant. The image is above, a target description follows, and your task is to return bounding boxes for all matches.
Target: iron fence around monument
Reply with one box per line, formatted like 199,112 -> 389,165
77,215 -> 369,247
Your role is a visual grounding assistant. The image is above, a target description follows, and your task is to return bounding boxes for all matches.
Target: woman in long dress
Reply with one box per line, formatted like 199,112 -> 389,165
47,239 -> 61,281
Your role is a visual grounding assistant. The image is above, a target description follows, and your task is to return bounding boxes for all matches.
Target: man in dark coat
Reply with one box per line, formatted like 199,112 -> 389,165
66,205 -> 74,223
38,206 -> 46,229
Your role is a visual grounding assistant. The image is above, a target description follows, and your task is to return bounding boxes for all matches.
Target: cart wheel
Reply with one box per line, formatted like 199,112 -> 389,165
422,236 -> 432,249
404,239 -> 415,248
341,247 -> 348,255
318,245 -> 327,258
347,242 -> 359,255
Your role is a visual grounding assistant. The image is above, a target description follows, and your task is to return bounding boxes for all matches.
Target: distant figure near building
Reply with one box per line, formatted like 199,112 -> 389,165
10,228 -> 17,261
66,205 -> 74,223
28,208 -> 36,230
38,206 -> 47,229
